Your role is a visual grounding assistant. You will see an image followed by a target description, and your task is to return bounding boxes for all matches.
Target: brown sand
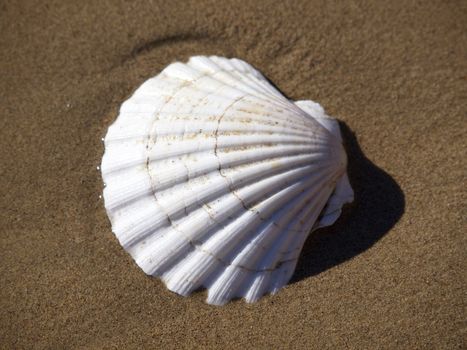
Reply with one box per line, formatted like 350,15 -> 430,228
1,0 -> 466,348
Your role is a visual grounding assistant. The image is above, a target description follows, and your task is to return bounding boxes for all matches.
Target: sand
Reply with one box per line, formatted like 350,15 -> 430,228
1,0 -> 466,348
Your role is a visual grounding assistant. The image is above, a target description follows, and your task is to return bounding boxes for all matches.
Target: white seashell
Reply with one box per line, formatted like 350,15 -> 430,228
100,56 -> 354,305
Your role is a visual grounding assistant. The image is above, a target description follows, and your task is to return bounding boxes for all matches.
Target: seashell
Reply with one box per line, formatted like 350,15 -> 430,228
100,56 -> 354,305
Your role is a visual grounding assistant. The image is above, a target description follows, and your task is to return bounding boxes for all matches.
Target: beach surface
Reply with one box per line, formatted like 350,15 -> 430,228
1,0 -> 466,348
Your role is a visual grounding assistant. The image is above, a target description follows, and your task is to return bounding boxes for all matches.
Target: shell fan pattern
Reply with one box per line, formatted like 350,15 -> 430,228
100,56 -> 354,305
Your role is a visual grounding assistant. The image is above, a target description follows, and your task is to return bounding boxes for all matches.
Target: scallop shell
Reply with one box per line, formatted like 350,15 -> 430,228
100,56 -> 354,305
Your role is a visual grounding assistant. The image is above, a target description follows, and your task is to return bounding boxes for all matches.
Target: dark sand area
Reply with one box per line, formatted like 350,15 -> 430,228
1,0 -> 466,348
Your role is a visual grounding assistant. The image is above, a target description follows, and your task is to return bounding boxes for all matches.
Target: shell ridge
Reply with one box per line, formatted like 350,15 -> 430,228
217,169 -> 333,272
120,76 -> 201,249
131,67 -> 324,132
278,186 -> 335,265
122,94 -> 246,259
134,162 -> 338,281
103,132 -> 333,178
203,159 -> 338,303
151,157 -> 337,235
146,138 -> 330,168
107,137 -> 342,278
208,56 -> 284,100
193,164 -> 339,268
140,73 -> 218,241
134,147 -> 333,198
203,165 -> 338,299
245,171 -> 335,272
187,64 -> 304,120
224,66 -> 286,100
166,63 -> 285,110
151,65 -> 317,133
274,183 -> 335,263
229,98 -> 322,133
104,116 -> 324,142
136,101 -> 324,140
264,185 -> 336,295
219,65 -> 281,99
